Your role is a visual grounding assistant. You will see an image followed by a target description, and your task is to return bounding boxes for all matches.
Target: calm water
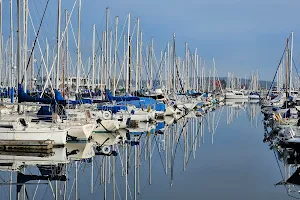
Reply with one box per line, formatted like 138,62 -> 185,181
0,102 -> 293,200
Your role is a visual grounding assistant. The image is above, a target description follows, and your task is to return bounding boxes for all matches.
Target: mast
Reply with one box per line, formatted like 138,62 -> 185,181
172,33 -> 176,92
290,32 -> 293,93
123,34 -> 126,89
0,0 -> 2,87
202,60 -> 205,91
285,38 -> 289,98
101,32 -> 105,93
30,45 -> 34,90
160,51 -> 163,87
213,58 -> 216,91
150,37 -> 154,90
166,42 -> 170,92
113,16 -> 118,96
23,0 -> 28,91
76,0 -> 81,93
46,38 -> 49,88
105,7 -> 109,89
65,9 -> 68,97
109,30 -> 112,90
135,18 -> 140,92
139,31 -> 143,90
194,48 -> 197,91
17,0 -> 21,88
62,33 -> 65,97
164,50 -> 167,90
185,42 -> 188,92
126,13 -> 130,94
92,24 -> 96,91
10,0 -> 14,103
56,0 -> 61,90
129,35 -> 132,93
196,55 -> 199,91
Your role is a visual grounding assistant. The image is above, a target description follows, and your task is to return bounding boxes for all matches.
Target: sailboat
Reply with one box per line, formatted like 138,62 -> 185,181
0,115 -> 68,145
0,1 -> 69,146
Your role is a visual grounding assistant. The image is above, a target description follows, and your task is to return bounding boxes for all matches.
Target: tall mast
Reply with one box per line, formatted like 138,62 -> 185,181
105,7 -> 109,88
113,16 -> 118,96
62,35 -> 65,96
126,13 -> 130,94
196,54 -> 199,92
101,32 -> 104,92
109,30 -> 112,90
160,51 -> 163,87
92,24 -> 96,91
103,32 -> 106,90
0,0 -> 2,87
194,48 -> 197,91
213,57 -> 216,91
285,38 -> 289,98
150,37 -> 154,90
46,38 -> 49,88
185,42 -> 188,92
290,32 -> 293,93
56,0 -> 61,90
172,33 -> 176,92
166,42 -> 170,92
129,35 -> 132,93
65,10 -> 68,96
17,0 -> 21,86
76,0 -> 81,93
202,60 -> 205,91
139,31 -> 143,90
17,0 -> 21,108
30,43 -> 34,90
10,0 -> 14,103
135,18 -> 140,92
23,0 -> 28,91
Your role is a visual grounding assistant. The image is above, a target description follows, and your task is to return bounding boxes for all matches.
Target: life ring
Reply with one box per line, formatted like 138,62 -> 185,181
103,111 -> 111,120
101,146 -> 111,154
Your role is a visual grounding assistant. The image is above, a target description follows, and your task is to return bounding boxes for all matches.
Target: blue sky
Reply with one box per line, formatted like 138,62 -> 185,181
2,0 -> 300,80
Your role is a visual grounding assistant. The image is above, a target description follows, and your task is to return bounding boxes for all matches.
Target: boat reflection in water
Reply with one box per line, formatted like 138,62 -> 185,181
0,104 -> 264,200
264,123 -> 300,199
225,99 -> 260,127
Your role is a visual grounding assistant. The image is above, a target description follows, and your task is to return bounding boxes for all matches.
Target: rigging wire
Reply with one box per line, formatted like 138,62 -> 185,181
22,0 -> 50,84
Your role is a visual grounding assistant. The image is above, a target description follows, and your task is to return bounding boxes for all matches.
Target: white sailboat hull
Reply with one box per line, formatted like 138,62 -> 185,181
67,123 -> 95,140
0,128 -> 67,145
93,120 -> 119,133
